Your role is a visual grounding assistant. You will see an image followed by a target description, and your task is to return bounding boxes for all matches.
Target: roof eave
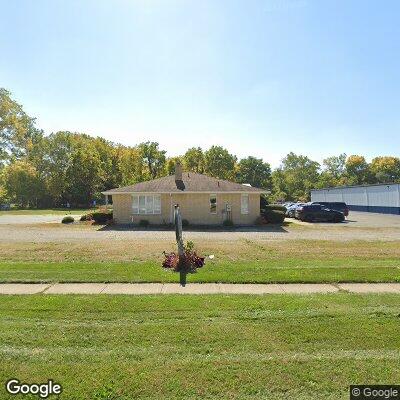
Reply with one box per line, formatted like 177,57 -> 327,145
102,190 -> 269,195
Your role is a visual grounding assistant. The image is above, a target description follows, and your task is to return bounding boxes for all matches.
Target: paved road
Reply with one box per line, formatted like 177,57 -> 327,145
0,282 -> 399,295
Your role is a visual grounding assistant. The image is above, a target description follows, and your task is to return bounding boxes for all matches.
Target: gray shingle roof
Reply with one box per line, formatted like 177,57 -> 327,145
102,172 -> 268,194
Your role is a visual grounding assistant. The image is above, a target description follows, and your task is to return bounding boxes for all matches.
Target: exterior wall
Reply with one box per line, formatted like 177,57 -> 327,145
112,192 -> 260,225
311,184 -> 400,215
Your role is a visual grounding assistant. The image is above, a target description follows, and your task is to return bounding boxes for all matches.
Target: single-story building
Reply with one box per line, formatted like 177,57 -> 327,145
311,183 -> 400,215
102,163 -> 269,225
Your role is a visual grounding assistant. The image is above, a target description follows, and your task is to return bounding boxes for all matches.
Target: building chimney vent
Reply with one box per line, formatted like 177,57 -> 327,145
175,161 -> 183,181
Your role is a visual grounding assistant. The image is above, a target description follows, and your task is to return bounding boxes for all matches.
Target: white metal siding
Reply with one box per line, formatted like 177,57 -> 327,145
311,184 -> 400,214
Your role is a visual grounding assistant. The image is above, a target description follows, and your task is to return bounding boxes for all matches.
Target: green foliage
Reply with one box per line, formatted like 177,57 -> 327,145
204,146 -> 237,180
80,214 -> 93,221
262,209 -> 285,224
138,141 -> 166,179
91,211 -> 113,224
345,155 -> 371,185
61,216 -> 74,224
139,219 -> 150,227
236,156 -> 271,189
165,156 -> 182,175
184,240 -> 194,252
272,152 -> 320,201
0,88 -> 43,162
182,147 -> 205,173
264,204 -> 287,212
3,160 -> 44,207
2,87 -> 400,209
370,156 -> 400,183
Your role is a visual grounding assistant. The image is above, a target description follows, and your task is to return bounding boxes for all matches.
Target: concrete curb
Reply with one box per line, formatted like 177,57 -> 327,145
0,283 -> 400,295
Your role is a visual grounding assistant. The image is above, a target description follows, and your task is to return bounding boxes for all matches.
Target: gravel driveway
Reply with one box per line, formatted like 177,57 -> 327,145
0,211 -> 399,243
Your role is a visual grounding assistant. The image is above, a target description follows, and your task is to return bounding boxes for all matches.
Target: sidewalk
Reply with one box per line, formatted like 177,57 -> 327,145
0,283 -> 400,295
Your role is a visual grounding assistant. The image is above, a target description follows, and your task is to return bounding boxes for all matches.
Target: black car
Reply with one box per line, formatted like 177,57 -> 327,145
310,201 -> 349,217
295,204 -> 345,222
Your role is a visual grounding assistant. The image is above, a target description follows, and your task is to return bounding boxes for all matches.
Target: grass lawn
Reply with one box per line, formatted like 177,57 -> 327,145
0,258 -> 399,283
0,239 -> 399,283
0,208 -> 94,215
0,294 -> 399,399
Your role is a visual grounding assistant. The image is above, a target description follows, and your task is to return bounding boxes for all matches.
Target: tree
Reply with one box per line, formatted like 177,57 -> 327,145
370,156 -> 400,183
65,144 -> 102,206
3,160 -> 43,207
317,153 -> 347,188
270,168 -> 288,202
0,88 -> 43,162
272,152 -> 320,201
38,131 -> 76,205
116,146 -> 144,186
138,141 -> 166,179
323,154 -> 346,179
165,156 -> 182,175
204,146 -> 237,180
345,155 -> 370,185
182,147 -> 204,173
236,156 -> 271,189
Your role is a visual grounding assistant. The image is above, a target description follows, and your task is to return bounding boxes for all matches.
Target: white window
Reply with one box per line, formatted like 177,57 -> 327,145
210,194 -> 217,214
241,194 -> 249,214
132,195 -> 161,215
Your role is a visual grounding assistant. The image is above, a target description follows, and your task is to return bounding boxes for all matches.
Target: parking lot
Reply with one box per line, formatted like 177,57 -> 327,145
0,211 -> 399,243
291,211 -> 400,229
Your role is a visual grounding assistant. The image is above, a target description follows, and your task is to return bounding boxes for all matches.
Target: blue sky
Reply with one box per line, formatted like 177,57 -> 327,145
1,0 -> 399,167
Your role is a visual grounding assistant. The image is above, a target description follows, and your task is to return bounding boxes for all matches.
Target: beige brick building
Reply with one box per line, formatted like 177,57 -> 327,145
102,164 -> 268,226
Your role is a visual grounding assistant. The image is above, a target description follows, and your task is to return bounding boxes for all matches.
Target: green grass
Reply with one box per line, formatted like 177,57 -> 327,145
0,257 -> 399,283
0,294 -> 399,399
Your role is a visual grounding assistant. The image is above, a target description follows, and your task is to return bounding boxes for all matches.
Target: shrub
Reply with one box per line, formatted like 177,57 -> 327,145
255,215 -> 267,225
139,219 -> 149,227
182,219 -> 189,228
80,213 -> 93,222
61,216 -> 74,224
263,210 -> 285,224
264,204 -> 287,212
91,211 -> 113,224
162,241 -> 205,273
222,219 -> 234,227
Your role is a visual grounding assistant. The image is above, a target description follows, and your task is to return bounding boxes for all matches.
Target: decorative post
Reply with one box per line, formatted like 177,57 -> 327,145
174,204 -> 186,286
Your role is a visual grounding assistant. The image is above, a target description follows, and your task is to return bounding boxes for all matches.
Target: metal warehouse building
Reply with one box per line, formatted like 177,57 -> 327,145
311,183 -> 400,215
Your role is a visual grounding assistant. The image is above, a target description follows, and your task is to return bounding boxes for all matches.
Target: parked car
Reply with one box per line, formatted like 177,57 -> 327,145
286,203 -> 305,218
283,202 -> 295,208
295,204 -> 345,222
310,202 -> 349,217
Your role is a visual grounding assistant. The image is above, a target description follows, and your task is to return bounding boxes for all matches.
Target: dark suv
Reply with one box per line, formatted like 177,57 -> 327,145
311,202 -> 349,217
295,204 -> 345,223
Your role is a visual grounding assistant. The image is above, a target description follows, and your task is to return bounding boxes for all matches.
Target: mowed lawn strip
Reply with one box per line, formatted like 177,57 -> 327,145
0,294 -> 399,399
0,258 -> 399,283
0,239 -> 399,283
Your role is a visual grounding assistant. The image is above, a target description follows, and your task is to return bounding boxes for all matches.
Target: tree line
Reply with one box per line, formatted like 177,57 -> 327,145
1,88 -> 399,207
